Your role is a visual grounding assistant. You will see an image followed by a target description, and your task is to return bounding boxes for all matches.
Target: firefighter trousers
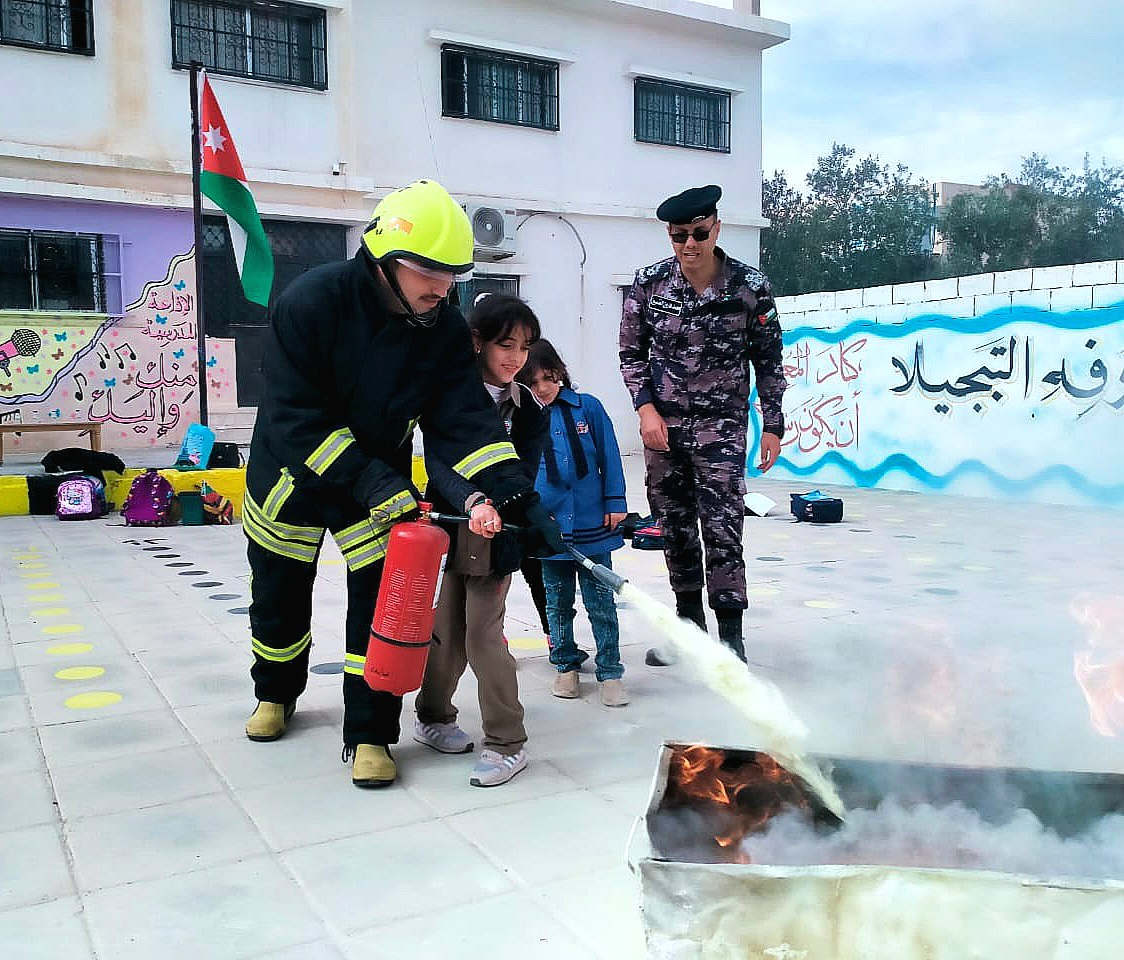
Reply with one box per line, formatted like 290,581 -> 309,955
244,472 -> 412,748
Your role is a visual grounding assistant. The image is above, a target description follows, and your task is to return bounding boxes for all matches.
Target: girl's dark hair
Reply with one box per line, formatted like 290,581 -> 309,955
466,293 -> 541,345
517,337 -> 572,389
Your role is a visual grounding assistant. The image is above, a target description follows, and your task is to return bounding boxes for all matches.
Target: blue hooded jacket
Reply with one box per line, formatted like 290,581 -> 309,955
534,387 -> 627,560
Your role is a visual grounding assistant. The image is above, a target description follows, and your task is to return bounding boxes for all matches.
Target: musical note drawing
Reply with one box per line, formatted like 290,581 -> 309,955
74,373 -> 87,401
97,343 -> 112,369
54,332 -> 67,342
114,343 -> 137,366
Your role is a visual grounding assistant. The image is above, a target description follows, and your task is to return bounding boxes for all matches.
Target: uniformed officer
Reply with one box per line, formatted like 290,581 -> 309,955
242,179 -> 563,788
619,185 -> 786,663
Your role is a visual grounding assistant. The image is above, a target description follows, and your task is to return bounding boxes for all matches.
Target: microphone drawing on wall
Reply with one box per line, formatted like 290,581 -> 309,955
0,329 -> 42,377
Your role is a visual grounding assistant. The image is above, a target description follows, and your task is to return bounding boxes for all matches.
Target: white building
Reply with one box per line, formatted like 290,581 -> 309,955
0,0 -> 788,454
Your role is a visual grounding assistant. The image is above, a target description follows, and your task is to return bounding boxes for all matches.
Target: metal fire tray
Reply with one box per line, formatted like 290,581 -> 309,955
638,741 -> 1124,960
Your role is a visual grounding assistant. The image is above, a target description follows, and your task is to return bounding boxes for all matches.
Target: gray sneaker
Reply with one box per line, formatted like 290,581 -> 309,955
470,748 -> 527,787
413,719 -> 474,754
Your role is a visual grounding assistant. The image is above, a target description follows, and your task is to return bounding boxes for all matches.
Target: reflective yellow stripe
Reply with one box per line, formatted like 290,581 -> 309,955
252,631 -> 312,663
335,516 -> 377,550
261,469 -> 296,520
343,652 -> 366,676
342,535 -> 389,572
305,428 -> 356,476
452,441 -> 519,479
369,489 -> 416,525
244,492 -> 323,546
243,506 -> 322,563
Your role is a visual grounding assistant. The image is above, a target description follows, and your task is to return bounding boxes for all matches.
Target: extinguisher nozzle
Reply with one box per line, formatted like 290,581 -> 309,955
563,545 -> 628,595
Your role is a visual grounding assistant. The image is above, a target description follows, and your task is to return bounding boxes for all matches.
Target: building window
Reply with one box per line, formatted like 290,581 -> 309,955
0,0 -> 94,55
0,229 -> 121,313
442,45 -> 559,131
634,78 -> 730,153
455,275 -> 520,310
171,0 -> 327,90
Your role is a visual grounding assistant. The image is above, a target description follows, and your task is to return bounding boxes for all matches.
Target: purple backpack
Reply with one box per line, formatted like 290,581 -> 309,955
56,475 -> 108,521
122,468 -> 177,526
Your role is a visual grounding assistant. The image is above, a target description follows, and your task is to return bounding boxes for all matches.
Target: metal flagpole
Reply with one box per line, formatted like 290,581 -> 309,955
189,60 -> 210,427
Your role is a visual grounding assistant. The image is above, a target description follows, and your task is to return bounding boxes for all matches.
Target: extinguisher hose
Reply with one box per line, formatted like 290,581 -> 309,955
426,511 -> 629,595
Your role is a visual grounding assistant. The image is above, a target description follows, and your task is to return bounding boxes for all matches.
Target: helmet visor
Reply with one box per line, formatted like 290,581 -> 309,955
395,257 -> 473,283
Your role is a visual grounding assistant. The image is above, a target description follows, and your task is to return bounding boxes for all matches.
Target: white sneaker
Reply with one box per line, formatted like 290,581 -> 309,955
470,748 -> 527,787
413,719 -> 474,754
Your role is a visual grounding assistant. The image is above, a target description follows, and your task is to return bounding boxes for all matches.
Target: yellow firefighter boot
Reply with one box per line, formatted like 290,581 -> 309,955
245,701 -> 295,742
351,744 -> 397,788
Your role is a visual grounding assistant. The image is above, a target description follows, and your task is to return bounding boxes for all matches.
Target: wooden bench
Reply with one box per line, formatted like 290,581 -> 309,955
0,422 -> 102,464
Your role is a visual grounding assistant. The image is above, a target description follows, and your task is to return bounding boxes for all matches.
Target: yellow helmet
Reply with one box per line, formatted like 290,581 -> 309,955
361,180 -> 474,275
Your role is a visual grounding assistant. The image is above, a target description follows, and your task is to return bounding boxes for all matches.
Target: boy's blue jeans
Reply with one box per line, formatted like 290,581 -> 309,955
542,554 -> 623,681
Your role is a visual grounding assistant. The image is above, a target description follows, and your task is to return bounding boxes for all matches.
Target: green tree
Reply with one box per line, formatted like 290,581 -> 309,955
939,155 -> 1124,275
761,143 -> 935,296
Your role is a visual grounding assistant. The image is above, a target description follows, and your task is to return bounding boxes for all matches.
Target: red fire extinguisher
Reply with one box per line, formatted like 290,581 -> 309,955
364,503 -> 450,696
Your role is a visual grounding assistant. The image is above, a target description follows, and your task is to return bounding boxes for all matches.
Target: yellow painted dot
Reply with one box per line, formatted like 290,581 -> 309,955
804,599 -> 839,609
20,571 -> 51,579
748,586 -> 780,597
32,607 -> 70,618
26,581 -> 61,590
41,623 -> 84,636
18,561 -> 47,569
55,666 -> 106,681
14,553 -> 41,561
962,564 -> 992,572
30,594 -> 64,603
65,691 -> 122,709
507,636 -> 547,650
47,642 -> 94,656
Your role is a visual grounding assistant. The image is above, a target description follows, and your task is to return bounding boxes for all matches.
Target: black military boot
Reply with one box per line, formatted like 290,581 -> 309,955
646,590 -> 706,666
716,611 -> 747,663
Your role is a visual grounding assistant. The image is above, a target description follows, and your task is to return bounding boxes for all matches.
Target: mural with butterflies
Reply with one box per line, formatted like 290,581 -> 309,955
0,251 -> 236,451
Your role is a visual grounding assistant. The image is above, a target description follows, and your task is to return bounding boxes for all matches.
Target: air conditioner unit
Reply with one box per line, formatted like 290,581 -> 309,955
464,203 -> 518,260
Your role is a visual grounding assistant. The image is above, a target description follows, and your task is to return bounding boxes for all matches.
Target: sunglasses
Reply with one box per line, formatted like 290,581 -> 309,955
668,225 -> 714,244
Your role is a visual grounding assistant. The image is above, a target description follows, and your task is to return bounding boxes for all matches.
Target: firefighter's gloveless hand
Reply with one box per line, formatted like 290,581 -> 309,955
469,501 -> 502,538
521,501 -> 566,558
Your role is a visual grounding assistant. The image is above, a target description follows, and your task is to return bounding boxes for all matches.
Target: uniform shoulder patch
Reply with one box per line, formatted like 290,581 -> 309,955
635,257 -> 676,287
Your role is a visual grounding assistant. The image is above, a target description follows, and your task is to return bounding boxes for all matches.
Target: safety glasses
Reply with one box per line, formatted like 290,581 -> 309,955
668,225 -> 714,245
396,258 -> 473,282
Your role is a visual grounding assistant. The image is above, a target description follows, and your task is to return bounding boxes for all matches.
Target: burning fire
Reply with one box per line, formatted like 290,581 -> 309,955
1071,595 -> 1124,737
665,745 -> 811,862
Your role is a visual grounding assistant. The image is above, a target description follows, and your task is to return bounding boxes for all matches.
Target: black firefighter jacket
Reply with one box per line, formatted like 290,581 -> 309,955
244,253 -> 530,572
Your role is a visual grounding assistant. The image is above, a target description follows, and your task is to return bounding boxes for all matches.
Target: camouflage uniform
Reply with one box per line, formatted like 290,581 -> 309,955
619,248 -> 786,611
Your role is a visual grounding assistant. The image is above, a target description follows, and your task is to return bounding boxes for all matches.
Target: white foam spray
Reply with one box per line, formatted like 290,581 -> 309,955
621,582 -> 846,820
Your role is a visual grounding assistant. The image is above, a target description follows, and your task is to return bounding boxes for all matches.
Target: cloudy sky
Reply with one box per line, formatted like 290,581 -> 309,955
702,1 -> 1124,187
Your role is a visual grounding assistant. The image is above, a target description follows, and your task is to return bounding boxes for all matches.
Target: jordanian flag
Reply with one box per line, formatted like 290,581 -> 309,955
199,72 -> 274,306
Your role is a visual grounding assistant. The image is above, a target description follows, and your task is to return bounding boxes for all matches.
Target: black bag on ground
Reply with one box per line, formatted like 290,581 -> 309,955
41,447 -> 126,483
207,442 -> 242,468
790,490 -> 844,523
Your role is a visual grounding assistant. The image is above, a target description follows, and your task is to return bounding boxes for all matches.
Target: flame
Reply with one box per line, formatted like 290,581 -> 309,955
1071,595 -> 1124,737
666,746 -> 810,861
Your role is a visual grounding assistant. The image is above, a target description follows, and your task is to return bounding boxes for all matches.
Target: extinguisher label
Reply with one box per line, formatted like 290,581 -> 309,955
432,552 -> 449,608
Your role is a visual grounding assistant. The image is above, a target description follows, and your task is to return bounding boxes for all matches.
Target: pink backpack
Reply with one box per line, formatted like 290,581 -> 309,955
56,476 -> 108,521
121,468 -> 178,526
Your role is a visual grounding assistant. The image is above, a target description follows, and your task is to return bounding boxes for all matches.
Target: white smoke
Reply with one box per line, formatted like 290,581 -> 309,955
620,582 -> 846,819
741,800 -> 1124,881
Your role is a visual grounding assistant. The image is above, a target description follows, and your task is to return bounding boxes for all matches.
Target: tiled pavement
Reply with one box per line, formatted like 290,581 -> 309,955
1,454 -> 1122,958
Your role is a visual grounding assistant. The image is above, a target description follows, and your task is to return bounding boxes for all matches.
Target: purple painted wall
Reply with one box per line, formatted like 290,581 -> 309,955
0,195 -> 192,308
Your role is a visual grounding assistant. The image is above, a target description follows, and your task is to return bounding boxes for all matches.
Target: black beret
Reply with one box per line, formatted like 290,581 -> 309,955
656,184 -> 722,224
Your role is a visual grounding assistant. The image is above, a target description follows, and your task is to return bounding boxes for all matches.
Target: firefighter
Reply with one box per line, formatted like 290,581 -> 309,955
620,185 -> 787,664
243,179 -> 563,788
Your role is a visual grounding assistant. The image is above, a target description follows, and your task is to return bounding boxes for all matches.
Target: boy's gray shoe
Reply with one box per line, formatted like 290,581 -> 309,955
551,670 -> 580,698
470,748 -> 527,787
413,719 -> 474,754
